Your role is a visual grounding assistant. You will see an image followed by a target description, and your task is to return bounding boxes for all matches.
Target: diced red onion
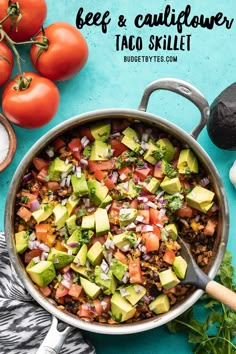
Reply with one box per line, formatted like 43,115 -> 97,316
159,199 -> 168,207
22,172 -> 32,183
119,173 -> 127,181
103,250 -> 113,264
137,196 -> 148,203
136,163 -> 148,171
61,279 -> 72,289
28,240 -> 40,249
156,191 -> 165,200
159,208 -> 166,217
67,242 -> 80,247
81,136 -> 90,147
156,223 -> 163,229
72,147 -> 80,152
122,272 -> 130,284
195,215 -> 200,222
136,225 -> 142,232
53,258 -> 59,264
30,199 -> 40,212
83,198 -> 90,208
67,249 -> 73,255
121,244 -> 130,252
60,178 -> 66,187
63,272 -> 72,281
155,161 -> 162,168
104,239 -> 115,250
124,222 -> 136,230
141,133 -> 149,142
61,198 -> 68,206
147,201 -> 157,209
110,132 -> 121,138
38,243 -> 50,252
29,232 -> 36,241
141,142 -> 149,151
134,286 -> 142,293
109,171 -> 118,184
101,301 -> 108,310
32,256 -> 40,263
141,245 -> 147,253
211,203 -> 219,212
120,288 -> 129,297
105,204 -> 112,211
200,177 -> 210,187
142,225 -> 153,232
46,149 -> 54,158
142,294 -> 151,303
123,181 -> 129,191
40,252 -> 48,261
134,238 -> 142,248
142,254 -> 151,261
180,218 -> 189,228
136,215 -> 144,223
66,175 -> 71,187
80,159 -> 88,166
87,207 -> 96,213
101,260 -> 109,273
76,166 -> 81,178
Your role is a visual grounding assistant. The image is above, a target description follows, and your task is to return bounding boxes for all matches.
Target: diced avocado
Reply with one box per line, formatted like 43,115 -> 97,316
48,157 -> 72,181
121,127 -> 141,152
90,140 -> 111,160
65,229 -> 81,254
87,241 -> 103,265
116,180 -> 139,199
90,121 -> 111,142
119,208 -> 138,227
149,294 -> 170,315
80,277 -> 101,299
81,214 -> 95,230
165,224 -> 178,241
27,261 -> 56,287
94,266 -> 117,295
53,204 -> 68,230
47,248 -> 74,270
111,292 -> 136,323
173,256 -> 187,280
160,176 -> 182,194
143,139 -> 159,165
186,186 -> 215,213
123,285 -> 146,306
177,149 -> 198,174
66,214 -> 77,235
66,194 -> 80,216
88,179 -> 109,206
95,208 -> 110,236
110,258 -> 128,281
156,138 -> 175,162
159,268 -> 180,290
71,174 -> 88,197
113,231 -> 137,251
70,264 -> 91,279
74,244 -> 88,266
32,203 -> 53,223
15,231 -> 29,254
145,177 -> 160,194
99,194 -> 113,208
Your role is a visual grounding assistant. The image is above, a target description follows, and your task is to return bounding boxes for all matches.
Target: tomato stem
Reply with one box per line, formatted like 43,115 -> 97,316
1,29 -> 23,76
0,13 -> 12,25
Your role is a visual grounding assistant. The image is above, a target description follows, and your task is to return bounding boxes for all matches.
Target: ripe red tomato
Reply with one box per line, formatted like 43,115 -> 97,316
0,0 -> 47,42
30,22 -> 88,81
0,41 -> 14,86
2,72 -> 60,129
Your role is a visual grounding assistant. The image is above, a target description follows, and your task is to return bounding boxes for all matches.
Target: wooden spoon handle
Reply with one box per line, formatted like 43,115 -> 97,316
206,280 -> 236,311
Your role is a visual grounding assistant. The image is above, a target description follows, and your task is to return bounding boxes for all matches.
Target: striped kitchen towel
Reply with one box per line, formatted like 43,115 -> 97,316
0,232 -> 95,354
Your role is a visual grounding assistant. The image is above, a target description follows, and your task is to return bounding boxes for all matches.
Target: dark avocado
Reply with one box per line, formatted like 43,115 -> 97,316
207,83 -> 236,150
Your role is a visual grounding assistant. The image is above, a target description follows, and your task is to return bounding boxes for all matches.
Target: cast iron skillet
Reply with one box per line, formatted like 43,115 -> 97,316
4,78 -> 229,354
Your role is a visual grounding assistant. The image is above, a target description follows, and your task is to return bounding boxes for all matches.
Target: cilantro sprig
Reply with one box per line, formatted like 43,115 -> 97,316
167,250 -> 236,353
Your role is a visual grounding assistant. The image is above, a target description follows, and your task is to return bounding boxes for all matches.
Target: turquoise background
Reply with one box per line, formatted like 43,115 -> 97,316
0,0 -> 236,353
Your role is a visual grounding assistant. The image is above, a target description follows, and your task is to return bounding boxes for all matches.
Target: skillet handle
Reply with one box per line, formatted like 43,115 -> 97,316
36,316 -> 72,354
138,78 -> 210,140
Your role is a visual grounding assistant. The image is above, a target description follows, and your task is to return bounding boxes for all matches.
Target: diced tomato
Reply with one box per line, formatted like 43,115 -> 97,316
152,225 -> 162,239
176,204 -> 194,218
78,126 -> 94,141
35,223 -> 50,242
68,284 -> 83,298
111,139 -> 128,157
17,206 -> 32,222
153,162 -> 164,179
135,166 -> 153,181
39,286 -> 52,297
78,303 -> 95,319
129,259 -> 143,284
118,166 -> 132,181
46,181 -> 61,191
113,250 -> 128,264
93,299 -> 103,316
53,137 -> 66,151
137,210 -> 150,224
94,170 -> 116,190
129,199 -> 138,209
55,283 -> 70,298
90,235 -> 106,246
112,120 -> 130,132
163,249 -> 176,264
68,138 -> 82,160
20,191 -> 38,208
142,232 -> 160,252
109,200 -> 122,225
33,157 -> 50,171
204,219 -> 217,236
24,249 -> 42,264
163,287 -> 177,295
149,208 -> 168,226
61,265 -> 71,274
88,160 -> 115,173
36,167 -> 49,182
99,296 -> 111,312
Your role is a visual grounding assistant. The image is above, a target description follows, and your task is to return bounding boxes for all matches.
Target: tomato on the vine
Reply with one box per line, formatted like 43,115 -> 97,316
0,0 -> 47,42
2,72 -> 60,129
30,22 -> 88,81
0,41 -> 14,86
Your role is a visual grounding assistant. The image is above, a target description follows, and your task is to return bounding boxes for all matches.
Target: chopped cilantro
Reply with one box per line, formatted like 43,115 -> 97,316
83,146 -> 91,159
20,196 -> 29,204
76,206 -> 86,217
164,163 -> 178,178
124,231 -> 137,247
166,194 -> 183,212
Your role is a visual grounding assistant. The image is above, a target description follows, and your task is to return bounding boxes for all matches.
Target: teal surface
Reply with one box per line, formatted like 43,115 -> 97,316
0,1 -> 236,353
